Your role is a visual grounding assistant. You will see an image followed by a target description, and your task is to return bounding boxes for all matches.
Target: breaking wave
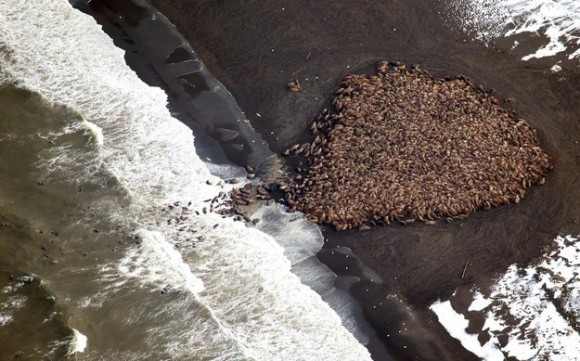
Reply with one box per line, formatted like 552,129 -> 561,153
0,0 -> 371,360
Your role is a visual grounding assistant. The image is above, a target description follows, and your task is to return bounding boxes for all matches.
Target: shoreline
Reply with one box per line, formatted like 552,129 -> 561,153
147,0 -> 580,357
87,0 -> 580,359
1,1 -> 379,359
78,1 -> 391,359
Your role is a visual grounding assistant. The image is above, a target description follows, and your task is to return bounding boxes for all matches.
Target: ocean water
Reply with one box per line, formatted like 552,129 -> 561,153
1,0 -> 579,359
0,1 -> 372,360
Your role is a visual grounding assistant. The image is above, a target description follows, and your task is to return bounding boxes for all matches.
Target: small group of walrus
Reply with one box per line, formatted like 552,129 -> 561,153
281,61 -> 552,230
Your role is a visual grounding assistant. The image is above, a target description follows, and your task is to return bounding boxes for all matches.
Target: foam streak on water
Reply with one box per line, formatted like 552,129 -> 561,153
67,329 -> 88,355
445,0 -> 580,63
0,1 -> 371,360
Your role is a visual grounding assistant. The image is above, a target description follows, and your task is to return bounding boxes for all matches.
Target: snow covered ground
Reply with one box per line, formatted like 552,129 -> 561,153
432,234 -> 580,360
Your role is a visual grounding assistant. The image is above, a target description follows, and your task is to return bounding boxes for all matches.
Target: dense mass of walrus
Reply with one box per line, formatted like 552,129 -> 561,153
281,61 -> 552,230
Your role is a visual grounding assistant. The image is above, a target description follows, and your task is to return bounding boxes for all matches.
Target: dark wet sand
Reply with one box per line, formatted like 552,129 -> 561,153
97,0 -> 579,359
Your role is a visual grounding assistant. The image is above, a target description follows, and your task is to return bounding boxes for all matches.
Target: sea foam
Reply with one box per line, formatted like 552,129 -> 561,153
67,329 -> 88,355
0,1 -> 371,360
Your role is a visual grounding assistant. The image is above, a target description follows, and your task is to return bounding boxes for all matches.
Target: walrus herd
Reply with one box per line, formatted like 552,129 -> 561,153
282,61 -> 552,230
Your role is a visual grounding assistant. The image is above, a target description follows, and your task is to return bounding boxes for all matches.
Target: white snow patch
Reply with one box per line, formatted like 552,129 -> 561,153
468,293 -> 491,312
432,234 -> 580,360
430,300 -> 505,360
445,0 -> 580,62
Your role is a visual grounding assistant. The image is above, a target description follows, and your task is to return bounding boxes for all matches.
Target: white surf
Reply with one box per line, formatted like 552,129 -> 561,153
0,1 -> 371,360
